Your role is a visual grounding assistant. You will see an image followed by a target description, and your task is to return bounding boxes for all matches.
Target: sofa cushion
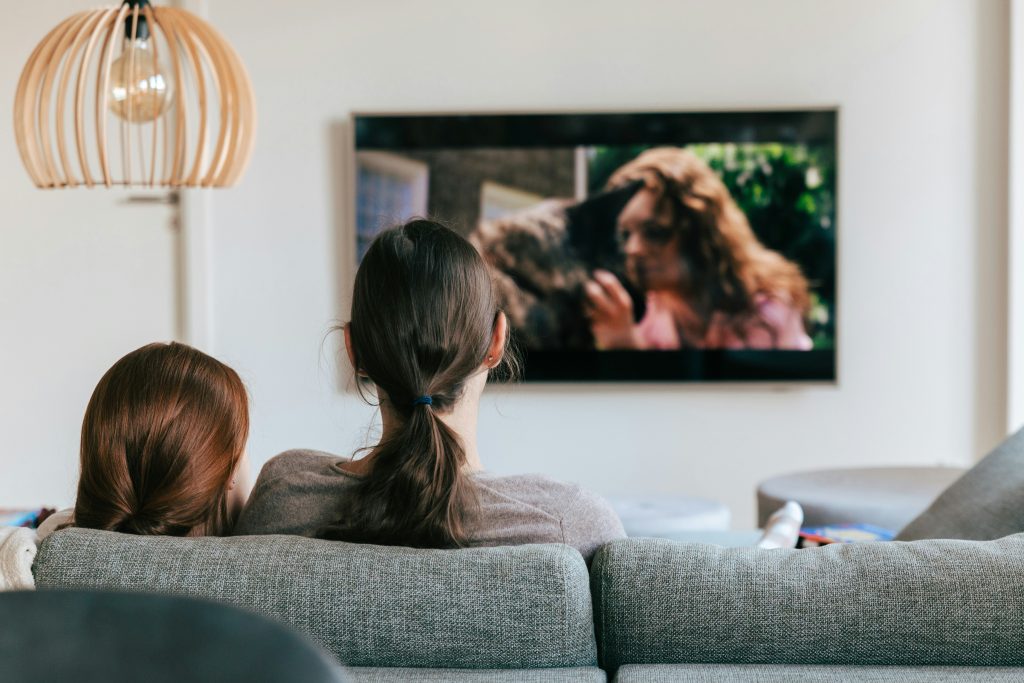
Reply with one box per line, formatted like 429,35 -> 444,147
34,530 -> 597,669
897,427 -> 1024,540
591,536 -> 1024,671
613,664 -> 1024,682
346,667 -> 606,682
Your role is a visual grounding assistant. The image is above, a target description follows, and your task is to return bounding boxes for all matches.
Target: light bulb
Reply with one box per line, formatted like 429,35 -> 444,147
108,37 -> 172,123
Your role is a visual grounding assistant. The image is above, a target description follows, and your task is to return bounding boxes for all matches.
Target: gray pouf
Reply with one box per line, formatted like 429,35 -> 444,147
757,466 -> 965,531
609,496 -> 731,537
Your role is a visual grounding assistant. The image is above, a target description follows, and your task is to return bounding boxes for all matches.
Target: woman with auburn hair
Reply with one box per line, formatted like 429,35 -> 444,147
585,147 -> 813,351
0,342 -> 250,590
235,219 -> 624,560
73,342 -> 251,537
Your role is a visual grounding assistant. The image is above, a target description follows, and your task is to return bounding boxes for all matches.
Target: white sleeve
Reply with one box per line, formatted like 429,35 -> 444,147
0,527 -> 38,590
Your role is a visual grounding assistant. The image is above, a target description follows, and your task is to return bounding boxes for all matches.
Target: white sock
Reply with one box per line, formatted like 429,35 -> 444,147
757,501 -> 804,549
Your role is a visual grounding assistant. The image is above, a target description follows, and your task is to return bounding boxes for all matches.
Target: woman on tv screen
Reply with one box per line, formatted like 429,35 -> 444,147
584,147 -> 813,351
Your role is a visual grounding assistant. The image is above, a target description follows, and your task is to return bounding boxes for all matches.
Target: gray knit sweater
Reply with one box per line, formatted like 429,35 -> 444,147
234,449 -> 626,562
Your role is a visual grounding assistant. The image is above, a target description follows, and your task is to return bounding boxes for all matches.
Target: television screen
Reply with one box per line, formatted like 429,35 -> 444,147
353,110 -> 836,382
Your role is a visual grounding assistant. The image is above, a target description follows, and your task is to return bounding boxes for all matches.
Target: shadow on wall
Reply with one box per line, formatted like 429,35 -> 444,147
971,0 -> 1009,458
327,120 -> 358,396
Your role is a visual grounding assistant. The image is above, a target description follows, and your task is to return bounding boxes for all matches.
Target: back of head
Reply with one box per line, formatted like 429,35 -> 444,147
324,219 -> 510,548
75,342 -> 249,537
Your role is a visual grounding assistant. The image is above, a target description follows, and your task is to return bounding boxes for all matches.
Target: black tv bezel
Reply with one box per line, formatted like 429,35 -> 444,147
352,108 -> 838,384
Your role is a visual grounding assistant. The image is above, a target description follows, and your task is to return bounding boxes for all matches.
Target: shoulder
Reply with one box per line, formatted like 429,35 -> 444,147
476,472 -> 597,510
248,448 -> 359,495
266,448 -> 329,464
36,508 -> 74,541
478,473 -> 607,506
554,481 -> 624,531
550,478 -> 627,560
477,473 -> 626,556
255,449 -> 348,484
262,448 -> 342,472
234,449 -> 355,536
477,472 -> 577,495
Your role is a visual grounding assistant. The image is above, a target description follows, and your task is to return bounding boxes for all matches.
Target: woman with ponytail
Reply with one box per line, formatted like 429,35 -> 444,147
234,219 -> 624,560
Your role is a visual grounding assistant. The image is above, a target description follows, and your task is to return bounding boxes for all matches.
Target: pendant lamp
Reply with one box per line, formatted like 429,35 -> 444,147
14,0 -> 255,189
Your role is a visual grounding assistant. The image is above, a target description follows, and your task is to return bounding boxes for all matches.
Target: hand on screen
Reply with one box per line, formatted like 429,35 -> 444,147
585,270 -> 641,350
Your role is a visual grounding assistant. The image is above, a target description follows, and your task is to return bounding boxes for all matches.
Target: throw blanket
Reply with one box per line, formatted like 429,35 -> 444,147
0,509 -> 72,591
0,527 -> 37,590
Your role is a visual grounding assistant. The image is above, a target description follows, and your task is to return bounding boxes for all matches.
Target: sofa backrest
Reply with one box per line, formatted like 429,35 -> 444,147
35,529 -> 597,669
591,535 -> 1024,671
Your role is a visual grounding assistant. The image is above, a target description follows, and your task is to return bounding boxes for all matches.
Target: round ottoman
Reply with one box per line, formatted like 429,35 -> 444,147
608,495 -> 731,537
757,466 -> 965,532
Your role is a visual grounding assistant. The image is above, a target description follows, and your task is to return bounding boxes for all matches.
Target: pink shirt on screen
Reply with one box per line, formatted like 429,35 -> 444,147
636,292 -> 813,350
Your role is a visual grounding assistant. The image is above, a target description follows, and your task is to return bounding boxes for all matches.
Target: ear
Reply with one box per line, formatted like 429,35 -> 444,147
485,311 -> 508,369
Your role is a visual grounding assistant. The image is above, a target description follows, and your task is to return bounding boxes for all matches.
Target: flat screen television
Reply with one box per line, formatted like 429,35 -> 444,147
352,109 -> 836,382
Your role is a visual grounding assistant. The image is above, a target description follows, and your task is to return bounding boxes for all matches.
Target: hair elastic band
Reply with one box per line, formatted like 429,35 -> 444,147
412,395 -> 433,406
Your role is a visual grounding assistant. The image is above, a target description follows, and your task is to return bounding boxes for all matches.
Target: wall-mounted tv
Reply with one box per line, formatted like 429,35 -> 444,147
353,109 -> 836,382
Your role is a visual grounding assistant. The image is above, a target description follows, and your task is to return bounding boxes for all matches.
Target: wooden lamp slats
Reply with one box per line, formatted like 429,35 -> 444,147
95,5 -> 131,187
14,5 -> 256,189
55,11 -> 105,187
75,8 -> 120,188
168,11 -> 210,187
142,5 -> 159,187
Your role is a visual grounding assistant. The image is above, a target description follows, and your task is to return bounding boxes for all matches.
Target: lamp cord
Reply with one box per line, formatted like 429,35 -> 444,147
121,0 -> 153,40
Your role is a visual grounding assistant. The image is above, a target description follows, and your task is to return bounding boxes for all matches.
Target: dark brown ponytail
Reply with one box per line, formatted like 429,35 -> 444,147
320,219 -> 515,548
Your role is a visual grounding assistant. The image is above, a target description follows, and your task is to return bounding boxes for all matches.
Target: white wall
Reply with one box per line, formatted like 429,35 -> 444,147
1008,0 -> 1024,433
1,1 -> 1010,528
0,2 -> 179,507
201,0 -> 1009,528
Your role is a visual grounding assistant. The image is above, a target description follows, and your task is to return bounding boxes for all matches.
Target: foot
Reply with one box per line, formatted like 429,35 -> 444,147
756,501 -> 804,549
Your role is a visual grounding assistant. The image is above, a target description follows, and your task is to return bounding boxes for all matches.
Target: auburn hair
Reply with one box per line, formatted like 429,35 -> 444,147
74,342 -> 249,537
320,219 -> 515,548
608,147 -> 810,339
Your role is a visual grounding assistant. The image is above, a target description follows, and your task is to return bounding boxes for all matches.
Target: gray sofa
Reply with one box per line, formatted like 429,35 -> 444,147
33,529 -> 1024,681
593,536 -> 1024,681
34,531 -> 603,682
